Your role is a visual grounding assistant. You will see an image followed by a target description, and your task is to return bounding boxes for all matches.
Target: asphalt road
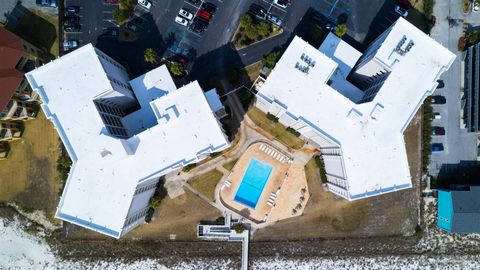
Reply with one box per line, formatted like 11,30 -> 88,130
428,0 -> 478,177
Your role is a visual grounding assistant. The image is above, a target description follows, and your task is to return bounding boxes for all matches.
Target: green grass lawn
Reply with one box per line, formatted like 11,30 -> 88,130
247,107 -> 304,150
222,159 -> 238,171
188,169 -> 224,201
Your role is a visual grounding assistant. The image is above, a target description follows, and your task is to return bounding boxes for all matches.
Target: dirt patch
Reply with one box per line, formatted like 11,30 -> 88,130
0,111 -> 61,218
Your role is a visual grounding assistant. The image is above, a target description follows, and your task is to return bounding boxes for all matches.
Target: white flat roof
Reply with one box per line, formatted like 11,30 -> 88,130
257,18 -> 455,199
26,44 -> 229,237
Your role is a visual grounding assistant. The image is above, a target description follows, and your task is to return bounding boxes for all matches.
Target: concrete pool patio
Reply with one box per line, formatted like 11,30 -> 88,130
219,142 -> 310,224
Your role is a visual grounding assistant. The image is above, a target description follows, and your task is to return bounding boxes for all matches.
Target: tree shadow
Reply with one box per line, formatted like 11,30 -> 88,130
6,3 -> 56,60
95,12 -> 167,78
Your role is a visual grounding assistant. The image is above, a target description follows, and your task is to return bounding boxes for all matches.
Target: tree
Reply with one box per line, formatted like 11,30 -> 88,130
119,0 -> 136,10
256,21 -> 271,37
112,8 -> 128,24
335,24 -> 347,37
467,30 -> 479,44
244,24 -> 258,40
168,61 -> 184,76
144,48 -> 157,64
232,223 -> 245,234
239,14 -> 252,29
262,50 -> 281,68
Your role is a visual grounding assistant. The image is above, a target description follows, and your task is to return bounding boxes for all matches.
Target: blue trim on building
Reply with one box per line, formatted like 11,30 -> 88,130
257,92 -> 273,103
285,111 -> 299,121
349,183 -> 411,200
437,190 -> 453,232
57,212 -> 120,238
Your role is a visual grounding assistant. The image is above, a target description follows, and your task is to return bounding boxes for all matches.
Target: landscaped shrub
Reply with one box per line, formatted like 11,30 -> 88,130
215,216 -> 225,225
286,127 -> 300,137
233,223 -> 245,233
182,163 -> 197,172
421,98 -> 433,172
57,141 -> 72,195
266,113 -> 279,122
315,156 -> 328,184
235,14 -> 277,48
210,152 -> 221,158
145,207 -> 155,223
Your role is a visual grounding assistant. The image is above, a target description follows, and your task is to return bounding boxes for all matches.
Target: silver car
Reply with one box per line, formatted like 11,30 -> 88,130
63,40 -> 78,51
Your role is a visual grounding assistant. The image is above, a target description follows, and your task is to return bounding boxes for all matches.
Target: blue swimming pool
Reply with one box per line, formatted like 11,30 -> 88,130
234,158 -> 273,209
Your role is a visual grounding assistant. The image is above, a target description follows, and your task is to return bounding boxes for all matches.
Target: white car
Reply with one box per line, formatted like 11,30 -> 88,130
434,112 -> 442,120
394,6 -> 408,17
138,0 -> 151,10
63,40 -> 78,51
178,8 -> 193,20
473,0 -> 479,12
175,16 -> 189,26
273,0 -> 288,9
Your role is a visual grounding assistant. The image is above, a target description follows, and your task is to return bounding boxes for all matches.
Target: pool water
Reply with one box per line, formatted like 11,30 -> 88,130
234,158 -> 273,209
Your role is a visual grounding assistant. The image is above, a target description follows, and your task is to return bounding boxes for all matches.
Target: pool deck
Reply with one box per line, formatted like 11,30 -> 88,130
220,142 -> 309,223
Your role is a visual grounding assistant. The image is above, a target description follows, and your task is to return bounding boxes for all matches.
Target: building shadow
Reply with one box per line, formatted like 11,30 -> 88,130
95,12 -> 167,78
362,1 -> 400,49
435,161 -> 480,189
5,3 -> 56,60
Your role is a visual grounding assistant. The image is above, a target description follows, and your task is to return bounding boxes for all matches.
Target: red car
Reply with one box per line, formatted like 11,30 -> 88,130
196,10 -> 212,21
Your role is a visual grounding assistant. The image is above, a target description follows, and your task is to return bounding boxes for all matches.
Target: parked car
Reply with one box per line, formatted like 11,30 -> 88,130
434,112 -> 442,119
39,0 -> 57,7
64,24 -> 81,32
249,4 -> 267,20
175,16 -> 189,26
125,22 -> 139,32
197,10 -> 212,21
65,5 -> 80,14
436,80 -> 445,89
201,2 -> 217,14
473,0 -> 480,12
137,0 -> 151,10
431,143 -> 444,152
179,8 -> 194,20
431,95 -> 446,104
103,28 -> 119,37
395,6 -> 409,17
432,126 -> 445,136
64,16 -> 80,26
188,0 -> 201,4
63,40 -> 78,51
267,14 -> 283,27
325,23 -> 336,31
274,0 -> 289,9
189,17 -> 209,33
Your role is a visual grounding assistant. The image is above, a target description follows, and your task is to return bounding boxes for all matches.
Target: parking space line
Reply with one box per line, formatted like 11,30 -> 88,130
184,1 -> 199,9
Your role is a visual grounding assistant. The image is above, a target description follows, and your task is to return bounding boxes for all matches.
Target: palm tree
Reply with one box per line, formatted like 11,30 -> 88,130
144,48 -> 157,64
335,24 -> 348,37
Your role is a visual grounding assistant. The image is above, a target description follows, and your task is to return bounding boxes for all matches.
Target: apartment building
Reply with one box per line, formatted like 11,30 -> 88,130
0,27 -> 40,122
26,44 -> 230,238
255,18 -> 455,200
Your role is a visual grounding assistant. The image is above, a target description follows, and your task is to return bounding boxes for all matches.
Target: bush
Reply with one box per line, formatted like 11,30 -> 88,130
315,156 -> 328,184
215,216 -> 225,225
57,143 -> 72,195
149,197 -> 161,208
421,98 -> 433,172
239,14 -> 252,28
182,163 -> 197,172
210,152 -> 221,158
286,127 -> 300,137
112,8 -> 129,24
256,21 -> 271,37
233,223 -> 245,233
145,207 -> 155,223
266,113 -> 279,122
